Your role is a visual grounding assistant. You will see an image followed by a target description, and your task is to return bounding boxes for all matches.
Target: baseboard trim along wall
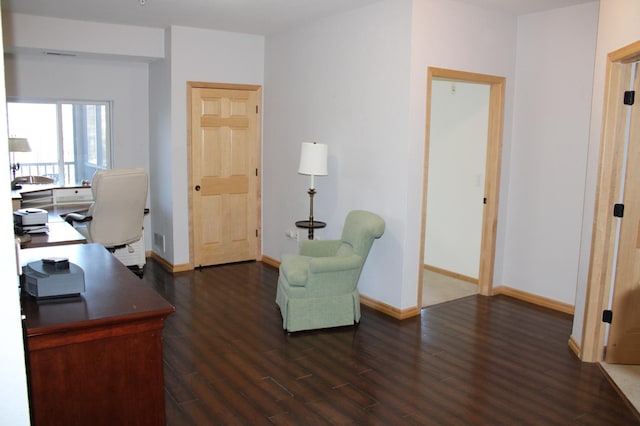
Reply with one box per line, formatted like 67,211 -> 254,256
359,294 -> 420,319
151,253 -> 572,318
568,335 -> 581,358
261,255 -> 280,269
149,251 -> 191,273
493,285 -> 575,315
423,264 -> 479,284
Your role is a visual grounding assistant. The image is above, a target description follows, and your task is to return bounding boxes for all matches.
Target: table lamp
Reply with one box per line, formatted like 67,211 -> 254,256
9,137 -> 31,189
298,141 -> 328,228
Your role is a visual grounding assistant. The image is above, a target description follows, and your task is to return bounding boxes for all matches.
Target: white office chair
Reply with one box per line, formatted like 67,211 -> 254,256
66,168 -> 148,276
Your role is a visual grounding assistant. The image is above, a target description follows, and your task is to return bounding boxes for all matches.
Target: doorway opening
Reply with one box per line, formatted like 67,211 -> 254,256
418,68 -> 506,308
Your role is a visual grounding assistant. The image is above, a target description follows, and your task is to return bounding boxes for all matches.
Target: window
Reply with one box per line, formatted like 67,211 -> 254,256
7,100 -> 112,185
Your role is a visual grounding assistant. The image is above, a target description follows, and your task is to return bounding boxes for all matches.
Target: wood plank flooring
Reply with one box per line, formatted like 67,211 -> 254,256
141,260 -> 640,425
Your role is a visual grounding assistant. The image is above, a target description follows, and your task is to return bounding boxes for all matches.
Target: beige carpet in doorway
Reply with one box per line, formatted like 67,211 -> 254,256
600,362 -> 640,414
422,269 -> 478,307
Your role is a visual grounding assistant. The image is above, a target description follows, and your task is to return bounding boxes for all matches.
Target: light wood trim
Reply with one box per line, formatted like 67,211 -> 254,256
480,79 -> 505,297
417,71 -> 433,316
186,82 -> 263,270
261,255 -> 280,269
423,264 -> 478,285
189,82 -> 261,91
493,285 -> 574,315
418,67 -> 505,308
568,335 -> 581,359
149,251 -> 192,273
580,41 -> 640,362
608,40 -> 640,63
427,67 -> 505,84
360,294 -> 420,320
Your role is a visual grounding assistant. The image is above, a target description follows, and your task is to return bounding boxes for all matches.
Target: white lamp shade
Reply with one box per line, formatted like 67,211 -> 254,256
8,137 -> 31,153
298,142 -> 328,176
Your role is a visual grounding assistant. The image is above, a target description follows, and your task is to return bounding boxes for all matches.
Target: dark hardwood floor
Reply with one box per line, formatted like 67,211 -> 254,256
142,259 -> 640,425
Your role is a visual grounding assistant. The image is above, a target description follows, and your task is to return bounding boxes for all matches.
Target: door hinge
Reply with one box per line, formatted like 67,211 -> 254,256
256,168 -> 258,176
613,203 -> 624,218
483,197 -> 487,204
256,229 -> 259,237
602,310 -> 613,324
624,90 -> 635,105
256,105 -> 259,114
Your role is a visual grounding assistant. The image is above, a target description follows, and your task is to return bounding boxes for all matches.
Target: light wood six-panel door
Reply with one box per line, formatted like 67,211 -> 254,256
190,85 -> 261,267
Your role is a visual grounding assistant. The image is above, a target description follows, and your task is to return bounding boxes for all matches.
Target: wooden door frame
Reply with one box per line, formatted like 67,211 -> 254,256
579,41 -> 640,362
418,68 -> 506,307
186,81 -> 263,269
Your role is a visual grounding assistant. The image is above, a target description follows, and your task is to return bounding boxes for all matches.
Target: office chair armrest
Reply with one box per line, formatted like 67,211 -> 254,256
64,212 -> 93,225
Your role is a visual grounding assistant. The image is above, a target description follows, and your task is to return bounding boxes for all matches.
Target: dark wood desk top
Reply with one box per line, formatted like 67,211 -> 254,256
20,243 -> 175,337
20,221 -> 87,249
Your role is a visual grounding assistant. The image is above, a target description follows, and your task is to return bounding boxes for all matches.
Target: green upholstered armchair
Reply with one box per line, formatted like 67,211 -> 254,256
276,210 -> 385,332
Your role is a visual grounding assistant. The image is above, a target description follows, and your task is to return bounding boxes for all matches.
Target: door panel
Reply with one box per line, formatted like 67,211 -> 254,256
191,86 -> 259,267
606,65 -> 640,364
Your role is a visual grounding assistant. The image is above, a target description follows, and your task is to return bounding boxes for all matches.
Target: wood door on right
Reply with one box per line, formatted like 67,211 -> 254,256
606,64 -> 640,364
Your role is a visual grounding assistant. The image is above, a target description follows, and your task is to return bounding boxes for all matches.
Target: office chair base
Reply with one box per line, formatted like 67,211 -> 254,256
127,265 -> 144,278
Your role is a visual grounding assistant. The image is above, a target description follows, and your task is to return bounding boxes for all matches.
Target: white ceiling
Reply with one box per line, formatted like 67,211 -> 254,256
1,0 -> 596,36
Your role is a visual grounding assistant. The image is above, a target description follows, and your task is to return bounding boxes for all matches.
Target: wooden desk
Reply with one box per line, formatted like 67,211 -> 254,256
20,243 -> 175,425
19,221 -> 87,249
16,202 -> 91,249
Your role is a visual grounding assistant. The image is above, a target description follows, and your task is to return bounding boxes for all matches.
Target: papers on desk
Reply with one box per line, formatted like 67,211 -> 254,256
18,224 -> 49,234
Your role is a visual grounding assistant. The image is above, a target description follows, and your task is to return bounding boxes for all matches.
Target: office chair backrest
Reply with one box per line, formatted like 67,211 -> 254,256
87,168 -> 148,248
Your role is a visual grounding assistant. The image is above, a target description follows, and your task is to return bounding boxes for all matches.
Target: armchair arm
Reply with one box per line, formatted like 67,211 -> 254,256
64,212 -> 92,225
300,240 -> 342,257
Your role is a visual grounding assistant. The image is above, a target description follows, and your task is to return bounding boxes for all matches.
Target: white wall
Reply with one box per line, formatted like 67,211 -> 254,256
148,26 -> 264,265
264,0 -> 413,307
504,2 -> 599,305
4,55 -> 151,170
0,10 -> 30,424
3,13 -> 164,60
4,53 -> 154,247
572,0 -> 640,346
408,0 -> 518,308
148,29 -> 174,261
425,80 -> 489,279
